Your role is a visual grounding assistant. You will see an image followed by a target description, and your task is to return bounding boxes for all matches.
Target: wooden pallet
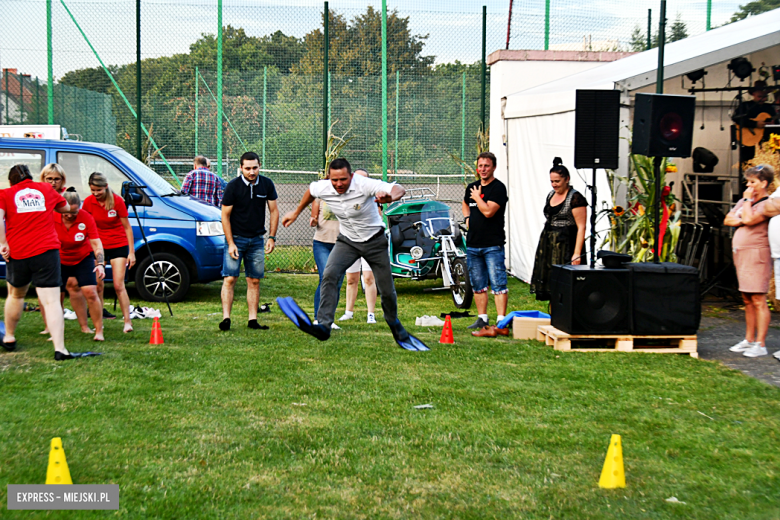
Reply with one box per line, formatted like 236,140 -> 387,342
536,325 -> 698,358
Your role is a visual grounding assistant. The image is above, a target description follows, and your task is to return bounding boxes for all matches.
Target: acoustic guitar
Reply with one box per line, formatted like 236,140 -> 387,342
734,112 -> 777,147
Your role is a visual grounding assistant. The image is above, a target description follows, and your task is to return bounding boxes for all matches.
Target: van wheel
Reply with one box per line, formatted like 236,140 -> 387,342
135,253 -> 190,303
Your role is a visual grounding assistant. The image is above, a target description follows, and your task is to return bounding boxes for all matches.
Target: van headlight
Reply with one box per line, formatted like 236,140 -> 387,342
197,221 -> 224,236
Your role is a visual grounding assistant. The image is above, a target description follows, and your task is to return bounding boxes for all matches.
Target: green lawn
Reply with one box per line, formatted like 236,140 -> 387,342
1,275 -> 779,519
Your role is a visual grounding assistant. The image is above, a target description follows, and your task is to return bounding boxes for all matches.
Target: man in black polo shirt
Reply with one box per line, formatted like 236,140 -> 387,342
220,151 -> 279,331
462,151 -> 509,336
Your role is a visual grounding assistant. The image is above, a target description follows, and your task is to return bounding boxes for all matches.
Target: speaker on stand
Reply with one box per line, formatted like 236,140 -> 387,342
575,90 -> 621,267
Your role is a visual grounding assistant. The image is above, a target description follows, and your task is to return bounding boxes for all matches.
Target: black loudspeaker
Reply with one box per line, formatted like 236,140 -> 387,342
630,263 -> 700,335
574,90 -> 621,169
632,93 -> 696,157
550,265 -> 631,334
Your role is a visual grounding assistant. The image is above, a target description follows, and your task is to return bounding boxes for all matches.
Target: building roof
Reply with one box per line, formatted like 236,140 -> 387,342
504,8 -> 780,119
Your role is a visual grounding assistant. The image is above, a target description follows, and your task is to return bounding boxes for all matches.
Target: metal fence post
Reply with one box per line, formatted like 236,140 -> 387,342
647,9 -> 652,50
544,0 -> 550,50
481,5 -> 487,133
322,1 -> 329,170
35,77 -> 40,124
394,70 -> 399,176
217,0 -> 223,178
461,71 -> 466,180
706,0 -> 712,31
136,0 -> 142,160
381,0 -> 388,181
47,0 -> 53,124
195,66 -> 198,155
262,65 -> 267,167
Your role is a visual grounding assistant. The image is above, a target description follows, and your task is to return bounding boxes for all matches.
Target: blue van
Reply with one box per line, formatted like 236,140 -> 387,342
0,138 -> 226,302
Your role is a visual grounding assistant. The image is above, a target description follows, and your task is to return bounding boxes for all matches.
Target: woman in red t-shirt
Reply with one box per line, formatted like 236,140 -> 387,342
56,189 -> 106,342
0,164 -> 97,361
82,172 -> 136,333
39,163 -> 88,336
40,163 -> 67,194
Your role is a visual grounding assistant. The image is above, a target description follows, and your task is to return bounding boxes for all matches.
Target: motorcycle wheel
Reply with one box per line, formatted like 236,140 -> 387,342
450,257 -> 473,309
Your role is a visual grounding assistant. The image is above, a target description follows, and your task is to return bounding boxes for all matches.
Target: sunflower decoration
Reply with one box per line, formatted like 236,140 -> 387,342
769,133 -> 780,152
746,134 -> 780,192
613,205 -> 625,217
665,163 -> 678,174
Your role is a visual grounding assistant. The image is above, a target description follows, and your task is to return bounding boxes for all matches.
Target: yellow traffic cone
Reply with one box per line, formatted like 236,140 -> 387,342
598,434 -> 625,489
45,437 -> 73,484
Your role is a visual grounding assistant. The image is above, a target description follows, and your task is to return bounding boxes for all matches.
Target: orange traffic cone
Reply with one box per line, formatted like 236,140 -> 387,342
149,317 -> 164,345
439,315 -> 454,344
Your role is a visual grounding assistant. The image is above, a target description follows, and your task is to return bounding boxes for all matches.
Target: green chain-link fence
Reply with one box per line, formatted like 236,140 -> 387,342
2,0 -> 749,271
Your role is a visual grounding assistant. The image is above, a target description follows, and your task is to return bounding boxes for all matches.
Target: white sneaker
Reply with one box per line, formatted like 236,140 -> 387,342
743,344 -> 769,357
367,313 -> 376,324
773,350 -> 780,359
338,313 -> 354,321
729,339 -> 755,352
420,316 -> 446,327
331,323 -> 340,330
63,308 -> 77,321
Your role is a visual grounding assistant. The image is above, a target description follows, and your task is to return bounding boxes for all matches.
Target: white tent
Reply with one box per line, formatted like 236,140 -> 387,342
501,9 -> 780,283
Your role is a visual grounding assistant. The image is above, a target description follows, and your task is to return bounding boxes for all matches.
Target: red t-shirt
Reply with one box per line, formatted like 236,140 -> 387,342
54,210 -> 100,266
82,193 -> 130,249
0,179 -> 66,260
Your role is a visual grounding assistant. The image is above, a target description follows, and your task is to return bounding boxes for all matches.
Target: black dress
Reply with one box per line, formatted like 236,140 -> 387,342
530,188 -> 587,301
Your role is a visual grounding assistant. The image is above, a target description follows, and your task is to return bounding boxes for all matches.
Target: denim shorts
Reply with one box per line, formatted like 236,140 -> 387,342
466,245 -> 508,294
222,234 -> 265,279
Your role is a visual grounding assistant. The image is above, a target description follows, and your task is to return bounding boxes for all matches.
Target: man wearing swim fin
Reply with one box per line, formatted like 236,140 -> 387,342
281,158 -> 429,351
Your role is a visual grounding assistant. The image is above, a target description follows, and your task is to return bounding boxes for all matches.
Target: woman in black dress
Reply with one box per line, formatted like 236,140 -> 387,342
530,158 -> 588,301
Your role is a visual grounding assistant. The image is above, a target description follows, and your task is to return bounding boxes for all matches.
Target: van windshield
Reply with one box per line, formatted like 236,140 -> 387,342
114,149 -> 178,196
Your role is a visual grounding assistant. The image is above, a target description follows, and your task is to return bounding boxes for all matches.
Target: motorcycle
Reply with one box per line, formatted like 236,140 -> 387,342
386,188 -> 473,308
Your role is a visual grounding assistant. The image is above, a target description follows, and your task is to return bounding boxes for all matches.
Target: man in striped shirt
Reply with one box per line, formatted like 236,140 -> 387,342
181,156 -> 226,208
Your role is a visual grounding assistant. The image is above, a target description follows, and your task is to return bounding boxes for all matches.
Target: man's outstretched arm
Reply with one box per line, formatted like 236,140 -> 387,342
282,188 -> 316,227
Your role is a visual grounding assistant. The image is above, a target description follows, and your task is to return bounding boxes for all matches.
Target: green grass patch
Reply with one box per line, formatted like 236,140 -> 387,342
1,275 -> 779,519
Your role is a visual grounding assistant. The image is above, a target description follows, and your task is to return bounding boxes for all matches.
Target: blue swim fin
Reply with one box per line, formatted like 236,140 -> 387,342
276,297 -> 330,341
389,320 -> 431,352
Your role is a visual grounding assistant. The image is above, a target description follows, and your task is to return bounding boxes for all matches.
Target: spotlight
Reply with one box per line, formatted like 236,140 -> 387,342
773,65 -> 780,82
686,69 -> 707,83
728,57 -> 755,80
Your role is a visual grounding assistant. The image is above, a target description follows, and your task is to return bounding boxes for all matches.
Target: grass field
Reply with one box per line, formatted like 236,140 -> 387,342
1,274 -> 779,519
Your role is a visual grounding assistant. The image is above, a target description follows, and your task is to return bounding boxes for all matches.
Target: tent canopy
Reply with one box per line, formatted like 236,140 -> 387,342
504,9 -> 780,119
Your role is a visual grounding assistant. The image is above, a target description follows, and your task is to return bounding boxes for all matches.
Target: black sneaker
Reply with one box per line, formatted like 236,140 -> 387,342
467,317 -> 488,330
102,308 -> 116,320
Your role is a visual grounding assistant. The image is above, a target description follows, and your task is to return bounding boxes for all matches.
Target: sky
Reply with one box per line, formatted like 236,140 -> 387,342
1,0 -> 745,81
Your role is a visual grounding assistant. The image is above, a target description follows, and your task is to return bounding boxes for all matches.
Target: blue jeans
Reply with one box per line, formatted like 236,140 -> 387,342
313,240 -> 345,315
222,235 -> 265,279
467,246 -> 508,294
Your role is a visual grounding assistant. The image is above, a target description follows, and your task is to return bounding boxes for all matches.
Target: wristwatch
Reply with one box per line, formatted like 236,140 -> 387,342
268,236 -> 276,241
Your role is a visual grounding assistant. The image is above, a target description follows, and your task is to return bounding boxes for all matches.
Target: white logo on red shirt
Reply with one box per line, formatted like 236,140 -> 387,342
74,233 -> 85,242
107,210 -> 117,218
78,223 -> 86,230
14,188 -> 46,213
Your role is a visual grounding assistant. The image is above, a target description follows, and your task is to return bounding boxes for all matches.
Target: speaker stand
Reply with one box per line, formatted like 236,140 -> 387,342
590,167 -> 597,268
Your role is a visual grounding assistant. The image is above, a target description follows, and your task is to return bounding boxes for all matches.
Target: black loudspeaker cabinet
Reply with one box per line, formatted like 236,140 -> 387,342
630,262 -> 700,335
550,265 -> 631,334
574,90 -> 621,170
632,93 -> 696,157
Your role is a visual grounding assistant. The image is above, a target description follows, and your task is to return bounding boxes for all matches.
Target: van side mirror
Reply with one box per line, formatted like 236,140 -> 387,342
121,181 -> 152,207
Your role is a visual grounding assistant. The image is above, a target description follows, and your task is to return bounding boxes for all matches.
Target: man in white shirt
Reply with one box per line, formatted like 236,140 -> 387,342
282,158 -> 428,350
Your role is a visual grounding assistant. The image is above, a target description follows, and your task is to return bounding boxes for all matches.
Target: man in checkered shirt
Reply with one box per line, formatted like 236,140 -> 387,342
180,155 -> 227,208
